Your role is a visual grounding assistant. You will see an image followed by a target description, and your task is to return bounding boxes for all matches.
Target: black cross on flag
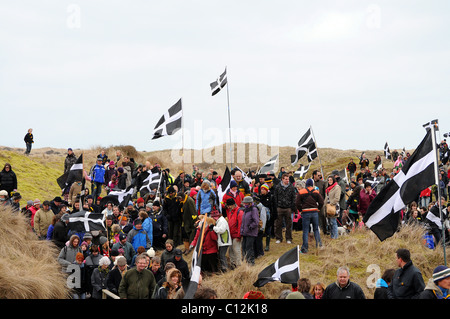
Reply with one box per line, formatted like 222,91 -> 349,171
210,68 -> 227,96
152,99 -> 182,140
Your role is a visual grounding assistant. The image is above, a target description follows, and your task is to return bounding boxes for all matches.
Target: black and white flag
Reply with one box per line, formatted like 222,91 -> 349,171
152,99 -> 182,140
253,246 -> 300,287
57,154 -> 83,190
291,128 -> 317,166
423,119 -> 439,131
139,168 -> 161,195
99,185 -> 135,209
210,68 -> 227,96
217,167 -> 231,213
293,163 -> 311,179
68,210 -> 106,233
258,154 -> 279,175
363,129 -> 437,241
384,142 -> 391,160
184,219 -> 207,299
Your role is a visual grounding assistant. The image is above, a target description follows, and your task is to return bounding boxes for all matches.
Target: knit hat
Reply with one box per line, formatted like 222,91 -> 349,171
243,290 -> 265,299
226,198 -> 236,206
306,178 -> 314,187
260,184 -> 269,191
230,180 -> 238,188
433,265 -> 450,283
189,188 -> 198,198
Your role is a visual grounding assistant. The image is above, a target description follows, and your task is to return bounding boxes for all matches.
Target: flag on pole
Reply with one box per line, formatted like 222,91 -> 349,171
184,218 -> 208,299
384,142 -> 391,160
217,167 -> 231,212
363,129 -> 437,241
139,168 -> 161,195
253,246 -> 300,287
210,68 -> 227,96
293,163 -> 311,179
291,128 -> 317,166
56,154 -> 83,189
423,119 -> 439,131
258,154 -> 279,175
99,185 -> 135,210
68,210 -> 106,232
152,99 -> 182,140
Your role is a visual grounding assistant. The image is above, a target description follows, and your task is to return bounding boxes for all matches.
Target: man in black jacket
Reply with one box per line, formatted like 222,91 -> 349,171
273,174 -> 297,244
322,266 -> 366,299
388,248 -> 425,299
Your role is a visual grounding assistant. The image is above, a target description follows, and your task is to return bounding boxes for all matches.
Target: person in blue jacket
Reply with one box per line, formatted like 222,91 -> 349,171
139,210 -> 153,248
90,157 -> 106,199
126,219 -> 151,252
196,180 -> 217,216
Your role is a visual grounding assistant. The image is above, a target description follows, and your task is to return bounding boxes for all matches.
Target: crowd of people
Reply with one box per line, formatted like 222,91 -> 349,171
1,143 -> 450,299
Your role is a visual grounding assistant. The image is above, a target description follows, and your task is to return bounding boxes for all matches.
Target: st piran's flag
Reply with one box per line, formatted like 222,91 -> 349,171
217,166 -> 231,214
258,154 -> 279,175
139,167 -> 161,196
293,163 -> 311,179
184,218 -> 208,299
291,128 -> 317,166
152,99 -> 182,140
68,210 -> 106,232
210,68 -> 227,96
363,129 -> 436,241
99,185 -> 135,209
384,142 -> 391,160
253,246 -> 300,287
56,154 -> 83,190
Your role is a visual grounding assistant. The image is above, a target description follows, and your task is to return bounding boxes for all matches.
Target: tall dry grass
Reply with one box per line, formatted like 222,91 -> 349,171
195,225 -> 445,299
0,206 -> 71,299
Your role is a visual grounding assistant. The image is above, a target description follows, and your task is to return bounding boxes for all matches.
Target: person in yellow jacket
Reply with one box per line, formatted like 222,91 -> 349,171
33,200 -> 54,239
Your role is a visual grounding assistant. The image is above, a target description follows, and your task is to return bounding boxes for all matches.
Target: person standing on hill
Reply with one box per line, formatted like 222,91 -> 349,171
296,178 -> 324,254
64,148 -> 78,173
90,157 -> 106,200
33,200 -> 54,240
273,173 -> 297,244
0,163 -> 17,196
24,128 -> 34,155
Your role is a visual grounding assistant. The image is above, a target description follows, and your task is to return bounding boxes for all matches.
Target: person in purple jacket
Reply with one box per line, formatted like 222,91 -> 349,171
240,196 -> 260,265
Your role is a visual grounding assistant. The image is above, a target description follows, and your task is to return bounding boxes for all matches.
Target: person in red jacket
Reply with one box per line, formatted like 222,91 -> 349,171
225,198 -> 243,269
419,186 -> 432,209
359,182 -> 376,217
221,180 -> 244,216
190,215 -> 219,274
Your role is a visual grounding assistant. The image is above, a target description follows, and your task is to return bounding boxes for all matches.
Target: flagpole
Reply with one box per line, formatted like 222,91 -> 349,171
430,122 -> 446,266
181,97 -> 185,174
225,67 -> 233,169
310,126 -> 324,178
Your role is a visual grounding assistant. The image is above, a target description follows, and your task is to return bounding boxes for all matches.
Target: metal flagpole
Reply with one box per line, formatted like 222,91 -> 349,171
310,126 -> 324,178
225,67 -> 233,169
430,122 -> 446,266
181,97 -> 185,174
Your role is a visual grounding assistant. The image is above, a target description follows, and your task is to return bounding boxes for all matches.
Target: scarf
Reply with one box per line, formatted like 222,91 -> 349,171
326,182 -> 337,194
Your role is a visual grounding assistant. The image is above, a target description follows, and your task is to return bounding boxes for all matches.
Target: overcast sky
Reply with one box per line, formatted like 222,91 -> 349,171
1,1 -> 449,156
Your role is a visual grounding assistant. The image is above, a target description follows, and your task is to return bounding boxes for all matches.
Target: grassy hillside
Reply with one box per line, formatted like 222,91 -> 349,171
0,143 -> 402,203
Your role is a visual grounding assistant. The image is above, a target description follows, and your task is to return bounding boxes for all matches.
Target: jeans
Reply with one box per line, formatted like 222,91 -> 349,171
275,207 -> 292,242
218,245 -> 229,271
329,218 -> 338,239
242,236 -> 256,265
25,143 -> 32,154
301,212 -> 322,252
91,182 -> 103,200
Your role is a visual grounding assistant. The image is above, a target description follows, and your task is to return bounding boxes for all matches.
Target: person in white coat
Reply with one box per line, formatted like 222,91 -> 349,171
211,209 -> 232,272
